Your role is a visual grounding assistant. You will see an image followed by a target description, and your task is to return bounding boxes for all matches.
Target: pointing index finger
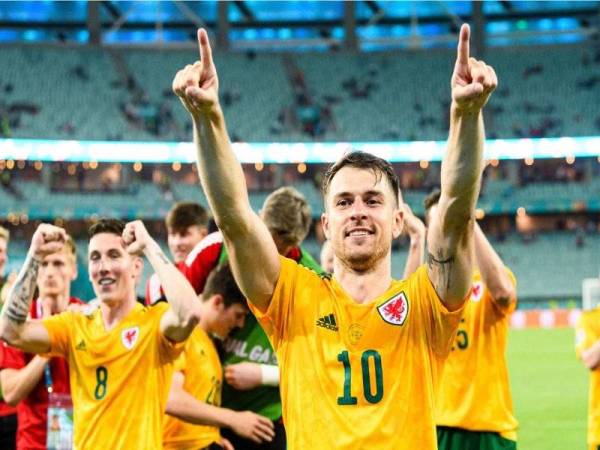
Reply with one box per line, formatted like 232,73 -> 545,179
456,23 -> 470,66
197,28 -> 213,67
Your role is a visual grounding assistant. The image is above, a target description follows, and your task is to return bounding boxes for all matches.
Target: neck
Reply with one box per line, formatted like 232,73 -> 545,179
334,254 -> 393,304
197,304 -> 213,334
39,292 -> 70,314
100,296 -> 137,331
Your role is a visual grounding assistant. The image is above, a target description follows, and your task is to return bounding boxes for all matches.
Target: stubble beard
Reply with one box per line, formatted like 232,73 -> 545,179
338,238 -> 390,274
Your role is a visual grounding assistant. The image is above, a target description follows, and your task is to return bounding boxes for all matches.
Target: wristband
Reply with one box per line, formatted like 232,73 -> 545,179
260,364 -> 279,386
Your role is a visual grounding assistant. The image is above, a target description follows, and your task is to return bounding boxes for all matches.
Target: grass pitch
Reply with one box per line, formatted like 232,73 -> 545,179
508,328 -> 588,449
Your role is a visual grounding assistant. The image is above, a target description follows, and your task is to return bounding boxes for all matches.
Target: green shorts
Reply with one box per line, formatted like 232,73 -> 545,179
437,426 -> 517,450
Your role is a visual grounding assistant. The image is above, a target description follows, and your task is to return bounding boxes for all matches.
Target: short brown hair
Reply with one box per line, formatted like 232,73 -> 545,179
423,188 -> 441,225
88,218 -> 125,239
0,226 -> 9,242
262,187 -> 311,248
166,202 -> 208,233
321,151 -> 400,206
203,262 -> 246,308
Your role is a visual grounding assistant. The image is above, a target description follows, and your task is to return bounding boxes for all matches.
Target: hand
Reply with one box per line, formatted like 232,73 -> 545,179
221,437 -> 234,450
122,220 -> 155,256
451,24 -> 497,114
224,362 -> 263,390
30,224 -> 68,260
172,28 -> 220,119
401,203 -> 426,240
229,410 -> 275,444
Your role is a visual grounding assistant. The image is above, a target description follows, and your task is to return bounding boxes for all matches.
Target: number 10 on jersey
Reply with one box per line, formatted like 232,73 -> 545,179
337,349 -> 383,405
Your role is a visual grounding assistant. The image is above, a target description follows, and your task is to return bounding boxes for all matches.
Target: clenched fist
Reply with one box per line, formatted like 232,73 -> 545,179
29,224 -> 68,260
122,220 -> 156,256
451,24 -> 497,114
172,28 -> 220,119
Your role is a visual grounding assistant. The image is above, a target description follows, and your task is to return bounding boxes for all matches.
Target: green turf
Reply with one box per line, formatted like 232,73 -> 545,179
508,328 -> 589,450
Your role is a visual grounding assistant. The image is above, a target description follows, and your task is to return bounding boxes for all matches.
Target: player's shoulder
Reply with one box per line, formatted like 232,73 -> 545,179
185,231 -> 224,266
579,308 -> 600,326
282,254 -> 328,284
401,264 -> 429,288
144,301 -> 170,319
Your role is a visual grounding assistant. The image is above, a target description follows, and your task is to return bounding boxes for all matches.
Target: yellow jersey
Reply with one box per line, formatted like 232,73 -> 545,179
248,257 -> 465,450
42,302 -> 182,450
576,307 -> 600,448
163,326 -> 222,450
435,270 -> 518,440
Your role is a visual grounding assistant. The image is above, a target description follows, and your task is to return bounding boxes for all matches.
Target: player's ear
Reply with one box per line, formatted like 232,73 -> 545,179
211,294 -> 225,310
321,213 -> 330,240
392,207 -> 403,240
70,260 -> 78,282
132,256 -> 143,280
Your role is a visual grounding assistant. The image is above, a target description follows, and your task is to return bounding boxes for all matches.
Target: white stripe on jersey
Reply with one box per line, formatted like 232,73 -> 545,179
185,231 -> 224,267
147,273 -> 163,305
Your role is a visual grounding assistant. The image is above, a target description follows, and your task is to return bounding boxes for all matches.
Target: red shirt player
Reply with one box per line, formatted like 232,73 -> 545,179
145,202 -> 208,305
0,237 -> 82,449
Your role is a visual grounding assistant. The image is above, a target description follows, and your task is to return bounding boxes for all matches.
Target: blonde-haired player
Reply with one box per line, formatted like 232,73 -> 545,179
0,233 -> 82,449
172,23 -> 496,449
0,219 -> 200,449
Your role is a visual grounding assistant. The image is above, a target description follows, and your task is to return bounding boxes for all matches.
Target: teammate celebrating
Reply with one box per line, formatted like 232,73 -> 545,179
0,219 -> 200,449
179,186 -> 321,450
173,23 -> 496,449
0,235 -> 82,450
146,201 -> 209,305
414,189 -> 519,449
164,263 -> 274,450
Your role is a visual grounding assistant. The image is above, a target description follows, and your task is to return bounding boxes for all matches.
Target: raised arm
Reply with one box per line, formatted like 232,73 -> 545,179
426,24 -> 497,311
401,203 -> 426,279
473,222 -> 516,309
0,224 -> 65,353
122,221 -> 199,342
172,29 -> 279,310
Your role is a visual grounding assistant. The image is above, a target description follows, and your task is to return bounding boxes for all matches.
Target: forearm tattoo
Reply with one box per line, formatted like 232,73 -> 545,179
427,252 -> 455,291
154,248 -> 171,266
3,254 -> 40,324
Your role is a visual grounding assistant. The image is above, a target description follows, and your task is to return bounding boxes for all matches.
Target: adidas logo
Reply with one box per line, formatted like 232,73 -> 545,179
75,340 -> 86,351
316,313 -> 338,332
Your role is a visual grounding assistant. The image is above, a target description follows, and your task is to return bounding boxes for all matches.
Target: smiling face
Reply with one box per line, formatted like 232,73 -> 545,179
322,167 -> 402,272
88,232 -> 142,305
167,224 -> 207,264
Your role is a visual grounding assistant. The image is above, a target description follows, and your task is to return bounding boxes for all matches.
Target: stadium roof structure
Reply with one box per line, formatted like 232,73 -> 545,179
0,1 -> 598,51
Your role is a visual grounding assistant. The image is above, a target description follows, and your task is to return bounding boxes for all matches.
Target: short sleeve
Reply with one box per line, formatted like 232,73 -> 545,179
247,256 -> 301,351
154,303 -> 186,363
410,265 -> 467,358
184,233 -> 223,294
0,342 -> 25,370
41,312 -> 74,358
